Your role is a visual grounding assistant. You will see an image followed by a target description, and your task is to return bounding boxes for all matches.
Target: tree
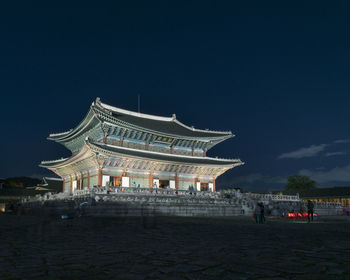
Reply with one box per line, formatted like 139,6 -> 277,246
285,175 -> 316,192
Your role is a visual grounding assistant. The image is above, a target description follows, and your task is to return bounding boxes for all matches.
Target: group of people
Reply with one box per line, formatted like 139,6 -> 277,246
253,200 -> 315,223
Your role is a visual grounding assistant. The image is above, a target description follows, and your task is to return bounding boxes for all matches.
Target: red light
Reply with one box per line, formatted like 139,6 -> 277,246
287,212 -> 317,218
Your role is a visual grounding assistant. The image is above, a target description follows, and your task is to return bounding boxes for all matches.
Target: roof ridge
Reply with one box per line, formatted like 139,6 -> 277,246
173,119 -> 233,135
97,97 -> 232,135
98,100 -> 174,122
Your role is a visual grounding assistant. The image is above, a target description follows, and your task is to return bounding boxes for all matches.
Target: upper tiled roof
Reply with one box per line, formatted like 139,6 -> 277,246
47,98 -> 234,147
98,99 -> 233,139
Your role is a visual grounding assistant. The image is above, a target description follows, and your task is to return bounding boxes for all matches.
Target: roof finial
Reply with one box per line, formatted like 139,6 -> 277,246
172,114 -> 176,119
96,97 -> 101,104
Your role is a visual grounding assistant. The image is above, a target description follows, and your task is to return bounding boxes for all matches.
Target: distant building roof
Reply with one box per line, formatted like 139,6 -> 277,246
37,177 -> 63,193
255,187 -> 350,198
298,187 -> 350,198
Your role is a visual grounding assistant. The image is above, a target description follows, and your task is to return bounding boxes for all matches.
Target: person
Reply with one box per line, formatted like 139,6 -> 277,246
260,203 -> 265,224
132,181 -> 136,188
254,203 -> 261,224
153,182 -> 158,189
307,200 -> 314,222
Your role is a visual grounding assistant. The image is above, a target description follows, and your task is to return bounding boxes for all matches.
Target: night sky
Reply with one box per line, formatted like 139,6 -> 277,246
1,2 -> 350,190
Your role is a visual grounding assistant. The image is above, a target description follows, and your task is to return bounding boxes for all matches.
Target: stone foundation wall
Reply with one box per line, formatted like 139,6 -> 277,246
21,195 -> 242,218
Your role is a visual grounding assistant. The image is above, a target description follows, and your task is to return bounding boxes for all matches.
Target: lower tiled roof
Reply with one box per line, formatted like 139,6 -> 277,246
90,141 -> 241,166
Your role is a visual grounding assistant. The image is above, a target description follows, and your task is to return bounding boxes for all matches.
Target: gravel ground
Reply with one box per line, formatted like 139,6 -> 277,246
0,214 -> 350,280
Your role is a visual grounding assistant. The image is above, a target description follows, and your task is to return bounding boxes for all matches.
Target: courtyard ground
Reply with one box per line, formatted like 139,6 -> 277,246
0,214 -> 349,280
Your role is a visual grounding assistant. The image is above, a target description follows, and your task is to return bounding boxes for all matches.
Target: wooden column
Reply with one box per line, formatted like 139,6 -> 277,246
148,173 -> 153,188
69,175 -> 73,193
175,174 -> 179,189
213,179 -> 216,192
62,179 -> 65,193
80,172 -> 84,190
87,171 -> 90,188
98,169 -> 102,186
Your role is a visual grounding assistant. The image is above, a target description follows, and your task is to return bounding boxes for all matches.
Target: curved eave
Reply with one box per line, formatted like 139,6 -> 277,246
47,105 -> 99,142
40,143 -> 94,169
40,157 -> 71,168
96,98 -> 233,140
87,139 -> 243,167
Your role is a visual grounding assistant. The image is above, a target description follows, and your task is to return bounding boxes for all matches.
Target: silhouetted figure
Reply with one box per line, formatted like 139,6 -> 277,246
260,203 -> 265,224
254,203 -> 261,224
307,200 -> 314,222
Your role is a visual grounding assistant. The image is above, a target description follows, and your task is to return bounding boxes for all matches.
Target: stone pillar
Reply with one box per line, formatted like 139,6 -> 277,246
149,173 -> 153,188
98,169 -> 102,186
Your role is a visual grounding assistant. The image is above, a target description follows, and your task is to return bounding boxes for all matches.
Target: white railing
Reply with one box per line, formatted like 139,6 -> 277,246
85,186 -> 220,198
245,192 -> 300,202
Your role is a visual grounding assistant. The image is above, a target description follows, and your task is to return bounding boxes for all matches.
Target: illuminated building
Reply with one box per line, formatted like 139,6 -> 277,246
40,98 -> 243,193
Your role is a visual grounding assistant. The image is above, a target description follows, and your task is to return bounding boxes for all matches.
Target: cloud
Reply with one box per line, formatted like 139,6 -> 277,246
299,165 -> 350,184
278,144 -> 328,159
333,139 -> 350,144
325,151 -> 347,157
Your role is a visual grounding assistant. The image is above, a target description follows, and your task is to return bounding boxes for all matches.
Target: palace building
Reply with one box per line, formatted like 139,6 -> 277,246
40,98 -> 243,193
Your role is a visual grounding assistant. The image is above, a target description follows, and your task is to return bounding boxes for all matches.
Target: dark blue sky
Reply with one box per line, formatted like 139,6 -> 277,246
1,2 -> 350,190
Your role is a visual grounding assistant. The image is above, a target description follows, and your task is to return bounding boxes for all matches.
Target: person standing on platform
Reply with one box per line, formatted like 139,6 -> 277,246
260,203 -> 265,224
254,203 -> 261,224
307,200 -> 314,222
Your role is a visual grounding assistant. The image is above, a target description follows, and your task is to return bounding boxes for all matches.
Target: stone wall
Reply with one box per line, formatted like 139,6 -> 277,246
21,193 -> 242,217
